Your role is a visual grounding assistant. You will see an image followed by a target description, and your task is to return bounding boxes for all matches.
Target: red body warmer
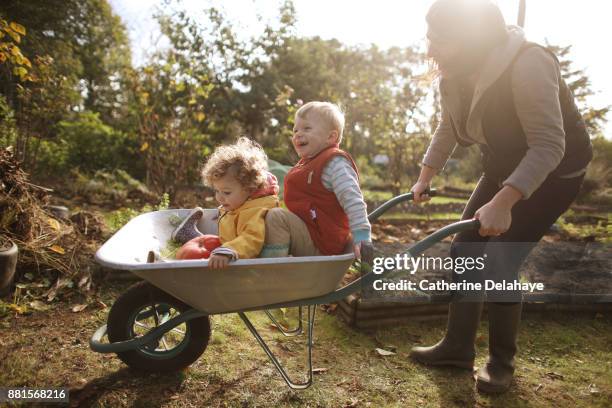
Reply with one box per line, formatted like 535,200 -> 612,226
283,146 -> 359,255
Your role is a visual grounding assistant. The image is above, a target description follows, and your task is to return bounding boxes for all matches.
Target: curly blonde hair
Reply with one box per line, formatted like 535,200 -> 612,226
201,137 -> 269,191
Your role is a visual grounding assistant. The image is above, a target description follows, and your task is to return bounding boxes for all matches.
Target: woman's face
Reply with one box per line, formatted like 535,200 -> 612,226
426,26 -> 461,74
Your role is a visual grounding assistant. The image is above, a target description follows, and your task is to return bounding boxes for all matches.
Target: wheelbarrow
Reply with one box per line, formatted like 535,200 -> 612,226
90,190 -> 480,389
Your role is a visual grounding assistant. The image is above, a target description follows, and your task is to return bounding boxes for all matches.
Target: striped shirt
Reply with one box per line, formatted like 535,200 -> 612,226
321,156 -> 371,243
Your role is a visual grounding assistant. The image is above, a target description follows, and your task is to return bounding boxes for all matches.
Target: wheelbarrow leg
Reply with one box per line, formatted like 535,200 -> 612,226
264,306 -> 303,336
239,305 -> 316,390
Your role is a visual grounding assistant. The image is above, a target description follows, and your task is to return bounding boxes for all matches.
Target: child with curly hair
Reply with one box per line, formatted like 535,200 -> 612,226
172,137 -> 279,268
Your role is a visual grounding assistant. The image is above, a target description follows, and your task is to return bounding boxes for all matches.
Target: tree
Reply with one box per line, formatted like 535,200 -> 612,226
546,43 -> 610,138
0,0 -> 133,170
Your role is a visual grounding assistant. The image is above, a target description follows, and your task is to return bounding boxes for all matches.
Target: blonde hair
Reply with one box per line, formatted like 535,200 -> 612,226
201,137 -> 269,191
295,101 -> 345,144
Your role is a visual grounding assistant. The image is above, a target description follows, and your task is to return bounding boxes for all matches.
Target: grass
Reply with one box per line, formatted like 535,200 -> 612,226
556,210 -> 611,243
0,280 -> 610,407
427,196 -> 468,205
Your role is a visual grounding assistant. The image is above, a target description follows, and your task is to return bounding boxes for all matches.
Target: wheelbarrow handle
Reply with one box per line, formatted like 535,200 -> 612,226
368,188 -> 437,222
256,218 -> 482,310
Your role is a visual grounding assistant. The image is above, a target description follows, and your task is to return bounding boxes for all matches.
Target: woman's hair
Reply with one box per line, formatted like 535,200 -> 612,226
426,0 -> 508,74
296,101 -> 345,144
201,137 -> 269,191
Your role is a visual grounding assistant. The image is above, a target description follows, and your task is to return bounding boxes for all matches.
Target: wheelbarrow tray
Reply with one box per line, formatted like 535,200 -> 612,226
95,209 -> 355,314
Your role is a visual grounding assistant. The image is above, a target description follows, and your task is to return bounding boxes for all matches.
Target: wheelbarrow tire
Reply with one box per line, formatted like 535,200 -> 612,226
107,281 -> 211,373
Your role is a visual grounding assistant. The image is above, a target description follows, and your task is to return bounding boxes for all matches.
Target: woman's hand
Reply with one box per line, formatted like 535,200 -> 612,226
411,181 -> 432,203
474,201 -> 512,236
208,253 -> 230,269
474,185 -> 523,236
412,165 -> 438,203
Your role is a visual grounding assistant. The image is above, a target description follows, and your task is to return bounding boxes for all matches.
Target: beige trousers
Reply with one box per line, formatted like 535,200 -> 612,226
261,207 -> 321,257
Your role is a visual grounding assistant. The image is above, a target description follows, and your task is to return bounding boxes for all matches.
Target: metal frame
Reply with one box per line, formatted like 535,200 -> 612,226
240,306 -> 316,390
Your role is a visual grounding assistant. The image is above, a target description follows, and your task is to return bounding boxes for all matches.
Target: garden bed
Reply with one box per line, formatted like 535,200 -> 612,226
339,235 -> 612,329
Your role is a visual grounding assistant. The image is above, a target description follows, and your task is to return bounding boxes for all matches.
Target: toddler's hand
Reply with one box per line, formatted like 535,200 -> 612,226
356,241 -> 374,274
209,253 -> 231,269
353,243 -> 361,259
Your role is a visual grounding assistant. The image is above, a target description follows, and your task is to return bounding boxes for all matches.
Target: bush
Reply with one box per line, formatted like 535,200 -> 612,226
34,111 -> 142,177
0,95 -> 18,148
70,168 -> 156,205
106,193 -> 170,233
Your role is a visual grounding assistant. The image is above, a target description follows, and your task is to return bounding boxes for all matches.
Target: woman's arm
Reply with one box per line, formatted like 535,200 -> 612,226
503,46 -> 566,199
475,47 -> 566,237
412,164 -> 438,203
422,100 -> 458,171
414,99 -> 457,202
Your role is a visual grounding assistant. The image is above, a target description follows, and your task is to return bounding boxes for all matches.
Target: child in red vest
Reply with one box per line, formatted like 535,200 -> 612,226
261,102 -> 371,259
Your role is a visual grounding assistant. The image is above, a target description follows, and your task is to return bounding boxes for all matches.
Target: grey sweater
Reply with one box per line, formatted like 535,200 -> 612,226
423,26 -> 584,199
321,156 -> 371,244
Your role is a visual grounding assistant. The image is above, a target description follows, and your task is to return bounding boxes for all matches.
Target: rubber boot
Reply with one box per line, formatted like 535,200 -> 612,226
171,207 -> 204,244
476,302 -> 522,393
410,301 -> 483,369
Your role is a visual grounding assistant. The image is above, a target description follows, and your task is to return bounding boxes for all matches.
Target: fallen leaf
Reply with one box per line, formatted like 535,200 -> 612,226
8,303 -> 28,314
49,245 -> 65,254
29,300 -> 50,311
375,348 -> 396,356
323,304 -> 338,314
545,372 -> 564,381
344,398 -> 359,407
72,304 -> 88,313
78,275 -> 90,290
47,218 -> 61,231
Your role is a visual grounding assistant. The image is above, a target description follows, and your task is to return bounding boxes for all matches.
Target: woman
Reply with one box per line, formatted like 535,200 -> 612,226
409,0 -> 592,394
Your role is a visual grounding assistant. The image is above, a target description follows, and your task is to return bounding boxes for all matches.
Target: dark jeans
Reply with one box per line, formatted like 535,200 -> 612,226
452,173 -> 585,302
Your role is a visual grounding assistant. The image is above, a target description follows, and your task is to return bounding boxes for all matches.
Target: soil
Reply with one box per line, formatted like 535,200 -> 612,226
369,220 -> 612,300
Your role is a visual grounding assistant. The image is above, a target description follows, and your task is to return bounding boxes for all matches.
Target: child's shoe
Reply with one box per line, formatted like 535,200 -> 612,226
171,207 -> 204,244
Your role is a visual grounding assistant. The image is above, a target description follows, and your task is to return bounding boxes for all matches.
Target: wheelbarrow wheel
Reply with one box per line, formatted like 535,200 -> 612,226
107,281 -> 211,373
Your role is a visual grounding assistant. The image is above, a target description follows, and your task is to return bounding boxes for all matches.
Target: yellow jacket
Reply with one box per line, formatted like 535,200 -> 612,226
218,195 -> 279,259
